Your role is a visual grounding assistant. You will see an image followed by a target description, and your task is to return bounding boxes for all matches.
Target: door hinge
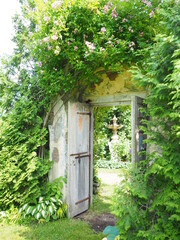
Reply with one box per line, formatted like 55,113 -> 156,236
77,112 -> 91,116
75,196 -> 90,205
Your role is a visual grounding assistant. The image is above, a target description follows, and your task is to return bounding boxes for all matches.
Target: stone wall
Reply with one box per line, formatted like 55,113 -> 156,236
83,68 -> 145,101
48,96 -> 68,200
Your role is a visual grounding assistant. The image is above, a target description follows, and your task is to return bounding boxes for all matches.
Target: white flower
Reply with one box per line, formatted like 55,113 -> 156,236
85,41 -> 96,52
48,46 -> 52,50
28,32 -> 33,37
101,27 -> 106,34
122,18 -> 128,23
129,41 -> 135,50
103,5 -> 109,13
146,1 -> 152,7
51,1 -> 62,9
38,62 -> 42,67
100,47 -> 105,52
44,16 -> 50,22
111,7 -> 118,20
74,46 -> 78,51
129,41 -> 135,47
128,26 -> 134,33
51,34 -> 58,40
43,37 -> 49,43
149,10 -> 155,18
54,46 -> 60,55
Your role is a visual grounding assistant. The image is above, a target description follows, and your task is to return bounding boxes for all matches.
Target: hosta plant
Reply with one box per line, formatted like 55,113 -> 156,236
19,196 -> 67,223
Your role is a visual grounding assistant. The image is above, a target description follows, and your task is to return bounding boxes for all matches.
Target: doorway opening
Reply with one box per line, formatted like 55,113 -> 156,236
92,105 -> 131,196
76,105 -> 132,231
93,105 -> 131,169
65,95 -> 146,217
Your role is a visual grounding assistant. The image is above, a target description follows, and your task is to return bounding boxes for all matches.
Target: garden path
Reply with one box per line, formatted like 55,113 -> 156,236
75,168 -> 125,233
98,170 -> 124,185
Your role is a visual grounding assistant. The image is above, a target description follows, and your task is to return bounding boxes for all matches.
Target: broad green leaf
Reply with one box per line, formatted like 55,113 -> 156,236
41,203 -> 46,209
31,208 -> 37,216
50,197 -> 56,203
22,204 -> 28,211
26,206 -> 33,215
48,206 -> 54,215
35,212 -> 41,220
41,209 -> 46,218
39,197 -> 44,203
37,204 -> 41,211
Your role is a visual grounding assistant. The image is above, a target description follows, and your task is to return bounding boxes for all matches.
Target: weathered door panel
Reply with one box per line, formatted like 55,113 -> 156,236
68,102 -> 91,217
131,96 -> 147,162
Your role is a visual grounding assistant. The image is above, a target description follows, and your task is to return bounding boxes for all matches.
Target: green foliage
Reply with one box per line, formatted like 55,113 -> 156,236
96,160 -> 130,169
0,206 -> 21,224
0,177 -> 67,223
10,0 -> 160,102
0,96 -> 52,210
113,1 -> 180,239
93,106 -> 131,162
19,196 -> 67,223
0,1 -> 179,237
109,132 -> 131,161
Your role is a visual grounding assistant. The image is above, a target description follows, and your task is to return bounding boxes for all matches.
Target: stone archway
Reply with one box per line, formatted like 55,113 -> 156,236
48,69 -> 147,217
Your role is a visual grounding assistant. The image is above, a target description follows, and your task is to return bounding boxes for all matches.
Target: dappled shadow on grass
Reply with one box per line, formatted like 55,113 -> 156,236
90,181 -> 116,215
90,192 -> 113,214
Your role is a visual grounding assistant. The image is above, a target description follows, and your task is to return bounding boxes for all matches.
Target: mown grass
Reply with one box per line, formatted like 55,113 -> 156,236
0,219 -> 104,240
90,183 -> 114,214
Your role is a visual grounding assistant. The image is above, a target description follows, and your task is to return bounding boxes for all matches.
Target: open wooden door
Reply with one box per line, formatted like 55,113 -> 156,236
131,96 -> 147,162
68,101 -> 92,217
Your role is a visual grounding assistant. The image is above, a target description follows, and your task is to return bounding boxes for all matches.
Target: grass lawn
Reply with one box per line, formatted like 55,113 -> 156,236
90,183 -> 114,214
90,168 -> 125,214
0,219 -> 104,240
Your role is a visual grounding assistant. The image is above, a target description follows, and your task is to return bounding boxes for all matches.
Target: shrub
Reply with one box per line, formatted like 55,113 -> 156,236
109,132 -> 131,162
113,1 -> 180,239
